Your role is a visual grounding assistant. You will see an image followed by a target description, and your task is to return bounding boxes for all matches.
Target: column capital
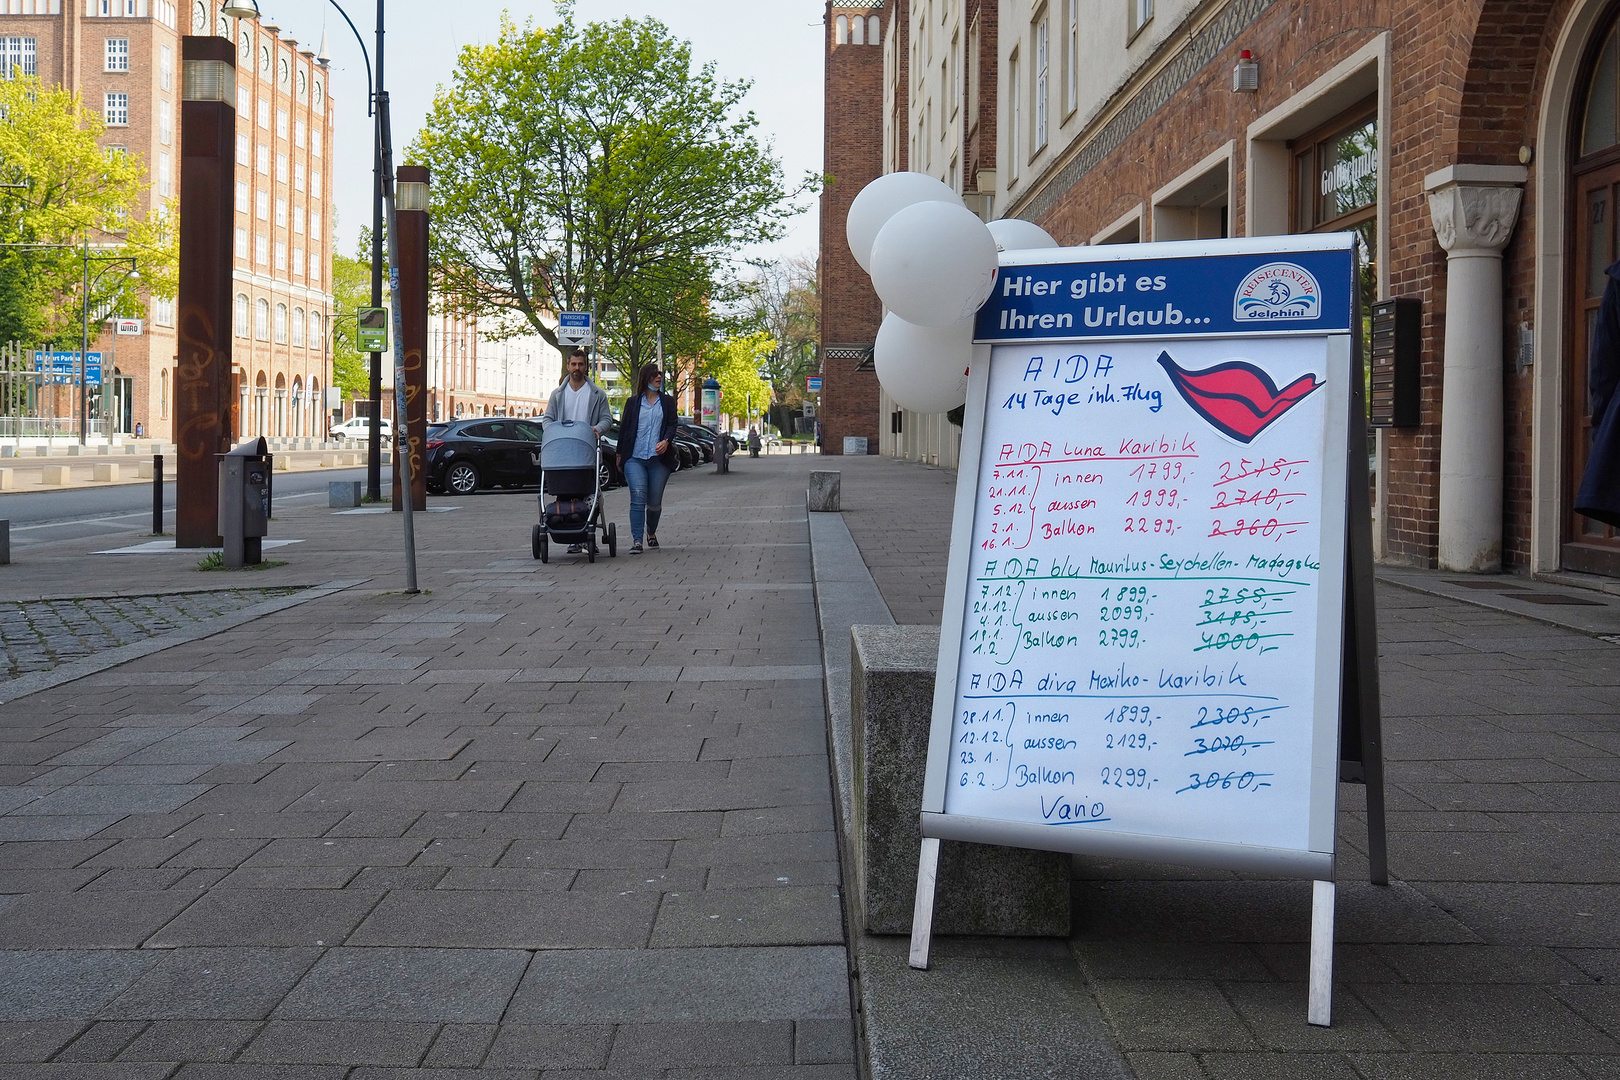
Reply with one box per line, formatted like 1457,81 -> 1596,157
1426,167 -> 1525,256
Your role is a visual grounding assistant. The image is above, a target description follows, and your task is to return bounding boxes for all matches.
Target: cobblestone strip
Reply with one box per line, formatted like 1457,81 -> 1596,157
1,590 -> 305,680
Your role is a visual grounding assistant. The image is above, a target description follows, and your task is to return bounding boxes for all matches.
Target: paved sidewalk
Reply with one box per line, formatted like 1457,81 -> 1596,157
830,454 -> 1620,1080
0,453 -> 854,1076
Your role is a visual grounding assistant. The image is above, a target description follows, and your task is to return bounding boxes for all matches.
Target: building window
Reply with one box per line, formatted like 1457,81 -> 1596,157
237,85 -> 249,116
160,368 -> 169,419
294,161 -> 304,191
257,98 -> 269,128
291,246 -> 303,275
1064,0 -> 1078,115
275,241 -> 286,271
234,227 -> 247,258
105,38 -> 128,72
276,153 -> 288,183
312,129 -> 322,158
851,14 -> 864,45
869,15 -> 880,41
310,170 -> 321,198
276,107 -> 287,138
274,197 -> 286,227
292,205 -> 304,234
1128,0 -> 1153,39
104,93 -> 128,126
155,297 -> 174,327
294,118 -> 305,148
237,133 -> 249,165
274,303 -> 287,343
158,100 -> 172,146
256,144 -> 269,174
157,153 -> 171,198
309,310 -> 322,345
0,38 -> 36,81
235,293 -> 249,337
105,144 -> 127,158
309,210 -> 320,238
1292,101 -> 1377,362
292,306 -> 304,346
256,190 -> 268,219
236,180 -> 248,213
307,253 -> 319,284
254,234 -> 267,265
1033,15 -> 1049,152
254,297 -> 269,339
1009,50 -> 1021,180
160,44 -> 172,91
835,14 -> 848,45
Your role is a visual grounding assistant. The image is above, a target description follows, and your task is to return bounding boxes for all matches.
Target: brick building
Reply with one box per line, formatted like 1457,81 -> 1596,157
0,1 -> 334,443
830,0 -> 1620,578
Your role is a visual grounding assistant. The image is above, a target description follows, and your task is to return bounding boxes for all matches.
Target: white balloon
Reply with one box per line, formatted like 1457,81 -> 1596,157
846,172 -> 962,273
986,217 -> 1059,252
873,312 -> 971,414
869,201 -> 1000,328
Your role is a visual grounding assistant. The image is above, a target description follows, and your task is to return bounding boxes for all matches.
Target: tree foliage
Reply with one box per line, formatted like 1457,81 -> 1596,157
738,255 -> 818,405
0,75 -> 175,345
701,331 -> 774,425
328,232 -> 373,400
407,4 -> 804,383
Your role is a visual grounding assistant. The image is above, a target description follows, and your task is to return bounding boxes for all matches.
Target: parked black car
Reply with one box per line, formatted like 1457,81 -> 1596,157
425,418 -> 544,495
675,424 -> 739,460
594,423 -> 628,488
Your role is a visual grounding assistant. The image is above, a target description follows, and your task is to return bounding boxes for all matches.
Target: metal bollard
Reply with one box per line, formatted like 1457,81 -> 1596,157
152,454 -> 163,535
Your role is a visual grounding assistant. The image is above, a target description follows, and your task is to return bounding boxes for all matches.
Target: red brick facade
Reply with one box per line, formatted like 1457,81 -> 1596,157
820,3 -> 890,455
1004,0 -> 1610,572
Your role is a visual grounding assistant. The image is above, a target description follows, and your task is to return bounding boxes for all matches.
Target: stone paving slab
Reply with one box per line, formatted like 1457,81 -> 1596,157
830,454 -> 1620,1079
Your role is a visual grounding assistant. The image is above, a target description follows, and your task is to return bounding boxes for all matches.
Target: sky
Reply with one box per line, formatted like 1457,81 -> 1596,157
252,1 -> 826,270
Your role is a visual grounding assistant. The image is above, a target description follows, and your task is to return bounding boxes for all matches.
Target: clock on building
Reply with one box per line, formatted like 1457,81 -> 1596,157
313,79 -> 323,107
298,68 -> 307,99
240,30 -> 251,60
192,0 -> 207,33
260,43 -> 270,74
279,56 -> 289,86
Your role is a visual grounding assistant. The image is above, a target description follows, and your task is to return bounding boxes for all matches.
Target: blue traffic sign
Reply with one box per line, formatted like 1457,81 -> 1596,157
33,351 -> 102,386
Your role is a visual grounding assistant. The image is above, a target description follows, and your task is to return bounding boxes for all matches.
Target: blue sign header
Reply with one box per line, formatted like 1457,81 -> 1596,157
973,246 -> 1355,343
33,351 -> 102,386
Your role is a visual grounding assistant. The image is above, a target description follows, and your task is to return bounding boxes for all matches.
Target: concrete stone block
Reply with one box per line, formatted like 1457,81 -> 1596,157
807,471 -> 841,513
66,444 -> 83,456
0,469 -> 12,491
321,453 -> 337,467
344,452 -> 359,466
42,464 -> 71,485
93,462 -> 119,482
329,481 -> 362,508
276,456 -> 290,471
0,445 -> 11,457
125,444 -> 141,455
34,445 -> 50,456
137,460 -> 154,479
843,436 -> 868,455
851,624 -> 1069,937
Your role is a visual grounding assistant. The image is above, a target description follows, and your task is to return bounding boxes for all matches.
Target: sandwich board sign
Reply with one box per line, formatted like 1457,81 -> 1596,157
911,233 -> 1386,1027
558,312 -> 593,349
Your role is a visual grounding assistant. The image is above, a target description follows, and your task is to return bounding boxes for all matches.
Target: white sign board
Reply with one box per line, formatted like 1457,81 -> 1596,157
558,311 -> 593,348
115,318 -> 143,336
912,234 -> 1376,1026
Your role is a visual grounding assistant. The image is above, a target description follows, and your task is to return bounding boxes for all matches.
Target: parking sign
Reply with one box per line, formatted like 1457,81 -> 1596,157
558,312 -> 593,348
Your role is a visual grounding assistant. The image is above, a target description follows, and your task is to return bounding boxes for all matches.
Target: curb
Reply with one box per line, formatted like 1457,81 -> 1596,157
0,577 -> 369,706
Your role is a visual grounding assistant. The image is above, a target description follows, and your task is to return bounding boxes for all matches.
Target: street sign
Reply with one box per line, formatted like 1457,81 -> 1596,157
33,351 -> 102,386
558,311 -> 594,348
801,402 -> 816,418
358,307 -> 388,352
807,376 -> 822,393
115,318 -> 143,336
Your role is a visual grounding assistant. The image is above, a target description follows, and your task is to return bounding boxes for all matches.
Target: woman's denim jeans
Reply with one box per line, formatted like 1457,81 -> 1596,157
622,456 -> 672,542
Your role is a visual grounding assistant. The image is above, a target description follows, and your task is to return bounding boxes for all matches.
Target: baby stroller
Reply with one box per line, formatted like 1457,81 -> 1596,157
533,420 -> 617,563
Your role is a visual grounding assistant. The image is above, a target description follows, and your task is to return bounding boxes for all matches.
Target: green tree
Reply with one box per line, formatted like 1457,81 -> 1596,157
702,330 -> 774,427
328,233 -> 372,401
408,5 -> 806,385
0,75 -> 175,345
740,255 -> 818,406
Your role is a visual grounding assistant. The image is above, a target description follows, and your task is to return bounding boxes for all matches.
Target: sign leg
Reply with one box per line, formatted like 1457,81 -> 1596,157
1308,878 -> 1335,1026
908,837 -> 941,971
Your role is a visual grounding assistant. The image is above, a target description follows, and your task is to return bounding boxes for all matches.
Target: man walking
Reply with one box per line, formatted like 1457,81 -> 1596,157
544,348 -> 613,551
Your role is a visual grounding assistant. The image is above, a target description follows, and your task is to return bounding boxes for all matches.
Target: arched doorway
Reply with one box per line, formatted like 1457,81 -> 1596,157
1569,11 -> 1620,574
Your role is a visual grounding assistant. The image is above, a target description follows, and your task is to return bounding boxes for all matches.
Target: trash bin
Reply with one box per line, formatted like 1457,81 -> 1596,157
218,437 -> 270,567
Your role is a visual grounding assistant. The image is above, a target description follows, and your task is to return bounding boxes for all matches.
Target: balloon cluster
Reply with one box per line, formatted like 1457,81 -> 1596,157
847,173 -> 1058,414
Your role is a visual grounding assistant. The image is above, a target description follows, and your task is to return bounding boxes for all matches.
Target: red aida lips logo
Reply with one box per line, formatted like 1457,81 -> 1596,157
1156,352 -> 1322,444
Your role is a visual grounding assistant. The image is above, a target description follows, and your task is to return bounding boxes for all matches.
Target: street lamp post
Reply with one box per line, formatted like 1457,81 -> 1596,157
79,242 -> 138,446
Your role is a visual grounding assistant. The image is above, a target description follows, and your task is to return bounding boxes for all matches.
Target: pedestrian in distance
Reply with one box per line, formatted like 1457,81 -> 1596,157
544,348 -> 613,552
1578,260 -> 1620,528
617,365 -> 678,554
747,425 -> 761,458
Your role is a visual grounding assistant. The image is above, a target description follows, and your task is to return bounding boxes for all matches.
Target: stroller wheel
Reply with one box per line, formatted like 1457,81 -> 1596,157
607,521 -> 617,557
586,535 -> 597,563
532,523 -> 544,560
538,534 -> 549,563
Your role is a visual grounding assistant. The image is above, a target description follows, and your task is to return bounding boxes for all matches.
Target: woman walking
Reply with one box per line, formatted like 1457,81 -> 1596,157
617,365 -> 678,554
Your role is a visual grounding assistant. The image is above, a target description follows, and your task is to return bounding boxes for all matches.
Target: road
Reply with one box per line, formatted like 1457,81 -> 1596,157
0,466 -> 389,548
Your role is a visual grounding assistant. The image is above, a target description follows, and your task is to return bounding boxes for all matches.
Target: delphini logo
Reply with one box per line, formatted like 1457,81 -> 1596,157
1233,262 -> 1320,322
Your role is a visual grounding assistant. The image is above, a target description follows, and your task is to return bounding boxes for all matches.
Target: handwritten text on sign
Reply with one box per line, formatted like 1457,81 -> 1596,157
944,336 -> 1331,853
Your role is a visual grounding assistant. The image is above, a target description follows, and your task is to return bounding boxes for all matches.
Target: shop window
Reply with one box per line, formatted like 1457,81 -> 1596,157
835,15 -> 848,45
1582,20 -> 1620,156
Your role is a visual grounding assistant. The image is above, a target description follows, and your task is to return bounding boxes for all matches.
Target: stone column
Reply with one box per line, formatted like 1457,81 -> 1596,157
1425,165 -> 1527,572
